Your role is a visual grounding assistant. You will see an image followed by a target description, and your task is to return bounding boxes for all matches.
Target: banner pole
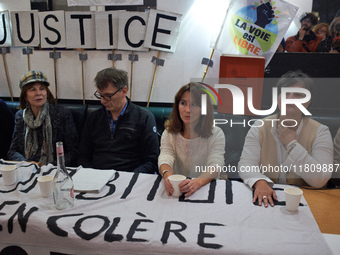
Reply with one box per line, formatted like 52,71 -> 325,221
81,49 -> 85,105
2,53 -> 13,101
27,47 -> 31,71
111,49 -> 115,69
53,48 -> 58,102
147,50 -> 161,107
130,51 -> 133,99
201,49 -> 215,82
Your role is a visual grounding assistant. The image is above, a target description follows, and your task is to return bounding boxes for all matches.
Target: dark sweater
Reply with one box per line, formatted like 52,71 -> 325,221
0,99 -> 15,160
7,104 -> 79,166
78,98 -> 159,174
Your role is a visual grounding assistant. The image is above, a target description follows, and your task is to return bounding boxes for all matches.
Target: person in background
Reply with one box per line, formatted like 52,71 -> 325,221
78,68 -> 159,173
238,70 -> 333,207
0,99 -> 15,160
286,13 -> 322,52
329,17 -> 340,53
314,23 -> 333,52
158,82 -> 225,197
7,71 -> 78,166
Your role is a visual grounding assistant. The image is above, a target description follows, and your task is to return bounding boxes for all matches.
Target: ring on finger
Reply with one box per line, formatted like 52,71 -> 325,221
262,196 -> 267,200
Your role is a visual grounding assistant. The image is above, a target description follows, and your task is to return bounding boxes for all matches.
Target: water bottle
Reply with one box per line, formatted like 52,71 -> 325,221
53,141 -> 74,210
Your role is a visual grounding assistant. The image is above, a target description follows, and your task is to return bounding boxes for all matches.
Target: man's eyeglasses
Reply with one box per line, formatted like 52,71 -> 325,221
94,88 -> 121,101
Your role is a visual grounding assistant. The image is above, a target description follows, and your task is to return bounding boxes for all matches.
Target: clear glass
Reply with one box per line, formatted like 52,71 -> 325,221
53,141 -> 74,210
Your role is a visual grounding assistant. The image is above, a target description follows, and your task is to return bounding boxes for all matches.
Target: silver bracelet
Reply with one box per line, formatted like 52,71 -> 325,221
161,170 -> 170,178
286,140 -> 297,152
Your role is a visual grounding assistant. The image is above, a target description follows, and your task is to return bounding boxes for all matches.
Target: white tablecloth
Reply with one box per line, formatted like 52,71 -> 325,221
0,161 -> 333,255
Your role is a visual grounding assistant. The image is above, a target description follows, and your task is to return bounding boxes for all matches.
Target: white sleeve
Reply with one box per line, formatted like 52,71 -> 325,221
334,127 -> 340,165
158,129 -> 176,168
207,127 -> 225,168
238,122 -> 274,188
283,125 -> 334,188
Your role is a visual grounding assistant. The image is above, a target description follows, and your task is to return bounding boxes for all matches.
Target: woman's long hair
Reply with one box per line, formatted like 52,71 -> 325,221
165,82 -> 214,138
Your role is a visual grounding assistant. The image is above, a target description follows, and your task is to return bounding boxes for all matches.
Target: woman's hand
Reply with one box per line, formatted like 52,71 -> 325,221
163,172 -> 174,196
253,180 -> 278,207
179,178 -> 202,197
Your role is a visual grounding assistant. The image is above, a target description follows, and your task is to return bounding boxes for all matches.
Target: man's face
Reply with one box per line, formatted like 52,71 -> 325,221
97,83 -> 127,115
301,18 -> 313,31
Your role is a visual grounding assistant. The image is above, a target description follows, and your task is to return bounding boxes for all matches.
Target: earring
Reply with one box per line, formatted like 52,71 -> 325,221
26,102 -> 30,108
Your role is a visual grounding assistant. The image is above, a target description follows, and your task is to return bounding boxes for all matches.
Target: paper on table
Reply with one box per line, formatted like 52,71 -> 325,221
72,168 -> 116,193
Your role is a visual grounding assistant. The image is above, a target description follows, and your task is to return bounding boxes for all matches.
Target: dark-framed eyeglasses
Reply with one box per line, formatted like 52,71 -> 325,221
94,88 -> 121,101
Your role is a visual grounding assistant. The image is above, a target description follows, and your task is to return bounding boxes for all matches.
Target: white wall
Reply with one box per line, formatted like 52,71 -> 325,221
0,0 -> 313,103
0,0 -> 30,11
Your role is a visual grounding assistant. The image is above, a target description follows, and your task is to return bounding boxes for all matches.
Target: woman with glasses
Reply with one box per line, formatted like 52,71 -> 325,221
7,71 -> 78,166
158,82 -> 225,197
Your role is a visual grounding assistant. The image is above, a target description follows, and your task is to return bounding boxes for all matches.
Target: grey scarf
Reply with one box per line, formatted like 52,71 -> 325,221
23,103 -> 54,165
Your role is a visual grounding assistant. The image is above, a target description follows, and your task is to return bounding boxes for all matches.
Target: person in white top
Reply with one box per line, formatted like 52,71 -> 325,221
158,82 -> 225,197
238,70 -> 333,207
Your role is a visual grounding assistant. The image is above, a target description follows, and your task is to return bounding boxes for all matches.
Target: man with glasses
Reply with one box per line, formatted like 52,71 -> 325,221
286,12 -> 322,52
78,68 -> 159,174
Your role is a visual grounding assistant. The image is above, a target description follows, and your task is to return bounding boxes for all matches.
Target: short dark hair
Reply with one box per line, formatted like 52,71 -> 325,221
165,82 -> 214,138
19,83 -> 55,110
300,12 -> 318,26
94,68 -> 128,90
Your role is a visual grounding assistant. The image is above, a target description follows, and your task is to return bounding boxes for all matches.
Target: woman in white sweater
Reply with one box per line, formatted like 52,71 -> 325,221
158,82 -> 225,197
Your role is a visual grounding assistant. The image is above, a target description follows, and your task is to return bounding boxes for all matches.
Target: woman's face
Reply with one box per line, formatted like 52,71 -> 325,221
278,83 -> 311,116
25,83 -> 48,110
317,26 -> 328,39
178,91 -> 201,127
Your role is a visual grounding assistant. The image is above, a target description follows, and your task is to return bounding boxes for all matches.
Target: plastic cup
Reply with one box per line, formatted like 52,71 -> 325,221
285,187 -> 303,211
37,175 -> 54,197
168,174 -> 186,197
0,165 -> 18,186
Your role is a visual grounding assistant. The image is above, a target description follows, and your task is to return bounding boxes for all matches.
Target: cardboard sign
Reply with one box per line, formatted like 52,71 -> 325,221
144,9 -> 182,53
118,11 -> 149,52
65,11 -> 96,49
0,11 -> 12,47
39,11 -> 67,48
213,0 -> 298,66
95,11 -> 121,50
10,11 -> 40,47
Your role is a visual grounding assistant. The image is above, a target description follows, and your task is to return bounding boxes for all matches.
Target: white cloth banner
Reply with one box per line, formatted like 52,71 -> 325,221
0,162 -> 332,255
68,0 -> 143,6
213,0 -> 299,66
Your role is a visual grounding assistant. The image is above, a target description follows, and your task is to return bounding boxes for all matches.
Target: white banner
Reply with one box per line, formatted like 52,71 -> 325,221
65,11 -> 96,49
213,0 -> 299,66
68,0 -> 143,6
39,11 -> 67,48
144,9 -> 182,53
0,162 -> 332,255
10,11 -> 40,47
0,11 -> 11,47
118,11 -> 149,51
95,11 -> 122,49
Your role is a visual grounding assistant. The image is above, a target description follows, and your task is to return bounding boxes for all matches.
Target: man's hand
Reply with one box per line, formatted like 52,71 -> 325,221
277,123 -> 297,146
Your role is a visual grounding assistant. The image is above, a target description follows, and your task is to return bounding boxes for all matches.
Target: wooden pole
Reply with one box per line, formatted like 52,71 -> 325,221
146,51 -> 161,107
53,48 -> 58,102
27,47 -> 31,71
81,49 -> 85,105
111,49 -> 115,69
2,53 -> 13,101
201,49 -> 215,83
130,51 -> 133,99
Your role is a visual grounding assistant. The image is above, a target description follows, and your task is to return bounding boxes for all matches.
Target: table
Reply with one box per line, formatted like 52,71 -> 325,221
0,161 -> 334,255
302,187 -> 340,235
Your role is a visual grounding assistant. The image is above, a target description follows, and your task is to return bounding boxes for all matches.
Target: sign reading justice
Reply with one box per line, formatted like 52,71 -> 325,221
0,9 -> 182,53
